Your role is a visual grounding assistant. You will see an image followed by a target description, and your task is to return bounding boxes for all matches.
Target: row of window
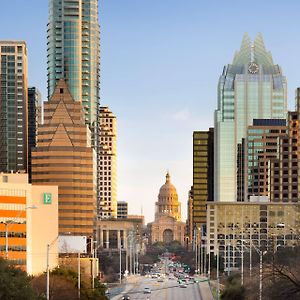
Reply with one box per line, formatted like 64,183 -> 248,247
0,245 -> 26,252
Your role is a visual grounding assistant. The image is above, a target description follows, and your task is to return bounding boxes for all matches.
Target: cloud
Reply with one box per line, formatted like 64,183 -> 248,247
171,108 -> 191,121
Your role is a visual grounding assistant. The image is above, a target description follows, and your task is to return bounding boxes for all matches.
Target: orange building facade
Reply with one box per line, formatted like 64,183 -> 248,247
0,173 -> 58,275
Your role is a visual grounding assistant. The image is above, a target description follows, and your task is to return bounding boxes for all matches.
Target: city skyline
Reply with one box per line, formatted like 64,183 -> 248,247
2,1 -> 300,222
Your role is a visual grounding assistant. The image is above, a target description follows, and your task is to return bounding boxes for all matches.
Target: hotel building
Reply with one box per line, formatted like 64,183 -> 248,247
0,173 -> 58,275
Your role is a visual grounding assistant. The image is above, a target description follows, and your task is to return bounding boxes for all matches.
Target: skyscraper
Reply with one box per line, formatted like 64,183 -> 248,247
28,87 -> 42,182
31,79 -> 96,236
47,0 -> 101,211
193,129 -> 214,227
0,41 -> 28,173
239,119 -> 287,202
47,0 -> 100,126
270,88 -> 300,203
99,106 -> 117,218
214,33 -> 287,202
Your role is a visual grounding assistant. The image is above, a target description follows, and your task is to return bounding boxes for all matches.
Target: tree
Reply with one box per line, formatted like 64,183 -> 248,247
221,273 -> 245,300
262,246 -> 300,300
31,267 -> 108,300
0,258 -> 42,300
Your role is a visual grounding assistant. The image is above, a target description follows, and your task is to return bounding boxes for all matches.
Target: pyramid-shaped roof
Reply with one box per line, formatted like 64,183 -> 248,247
232,33 -> 274,66
37,79 -> 90,148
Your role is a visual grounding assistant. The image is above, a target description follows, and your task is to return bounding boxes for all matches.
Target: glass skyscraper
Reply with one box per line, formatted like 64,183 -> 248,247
214,33 -> 287,202
47,0 -> 100,126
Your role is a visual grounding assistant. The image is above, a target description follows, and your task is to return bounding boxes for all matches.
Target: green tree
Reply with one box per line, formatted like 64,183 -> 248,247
0,258 -> 42,300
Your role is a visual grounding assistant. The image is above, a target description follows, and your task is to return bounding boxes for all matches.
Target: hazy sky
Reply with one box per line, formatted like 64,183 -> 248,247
1,0 -> 300,222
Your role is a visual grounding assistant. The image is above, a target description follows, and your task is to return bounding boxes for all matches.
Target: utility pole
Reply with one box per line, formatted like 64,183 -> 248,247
194,228 -> 198,274
78,252 -> 81,300
119,246 -> 122,284
217,246 -> 220,300
259,251 -> 262,300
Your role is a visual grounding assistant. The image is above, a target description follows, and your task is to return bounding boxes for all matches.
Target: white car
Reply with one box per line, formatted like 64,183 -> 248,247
144,287 -> 151,294
179,283 -> 188,288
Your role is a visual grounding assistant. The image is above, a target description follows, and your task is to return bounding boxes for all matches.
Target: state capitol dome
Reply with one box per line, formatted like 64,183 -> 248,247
158,172 -> 178,202
155,172 -> 181,221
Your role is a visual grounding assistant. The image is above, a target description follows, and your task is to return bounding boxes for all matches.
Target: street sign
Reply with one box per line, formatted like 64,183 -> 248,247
43,193 -> 52,204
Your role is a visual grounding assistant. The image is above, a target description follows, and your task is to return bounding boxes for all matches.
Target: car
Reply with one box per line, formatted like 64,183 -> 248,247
121,295 -> 130,300
179,283 -> 188,288
144,287 -> 151,294
157,278 -> 164,282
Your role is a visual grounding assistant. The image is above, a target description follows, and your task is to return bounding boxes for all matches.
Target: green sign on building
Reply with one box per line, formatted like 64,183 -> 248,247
43,193 -> 52,204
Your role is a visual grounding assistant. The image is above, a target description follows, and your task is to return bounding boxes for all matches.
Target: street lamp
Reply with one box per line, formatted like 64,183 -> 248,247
46,235 -> 59,300
4,205 -> 37,260
251,243 -> 267,300
216,243 -> 220,300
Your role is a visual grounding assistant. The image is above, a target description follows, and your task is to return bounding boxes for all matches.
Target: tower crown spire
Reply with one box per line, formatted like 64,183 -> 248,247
232,33 -> 273,66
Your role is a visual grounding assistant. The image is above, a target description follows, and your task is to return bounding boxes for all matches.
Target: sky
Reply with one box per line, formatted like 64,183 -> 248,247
1,0 -> 300,222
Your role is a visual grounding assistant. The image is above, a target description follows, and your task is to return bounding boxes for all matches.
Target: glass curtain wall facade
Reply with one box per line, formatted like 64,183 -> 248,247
28,87 -> 42,182
214,33 -> 287,202
0,41 -> 28,173
47,0 -> 100,126
47,0 -> 101,215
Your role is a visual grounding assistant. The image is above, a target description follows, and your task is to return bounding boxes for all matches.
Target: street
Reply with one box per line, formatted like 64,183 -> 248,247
110,276 -> 204,300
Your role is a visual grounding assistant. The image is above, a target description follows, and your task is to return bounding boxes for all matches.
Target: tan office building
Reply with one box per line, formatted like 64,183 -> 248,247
0,173 -> 58,275
98,106 -> 117,218
206,201 -> 300,271
31,79 -> 96,237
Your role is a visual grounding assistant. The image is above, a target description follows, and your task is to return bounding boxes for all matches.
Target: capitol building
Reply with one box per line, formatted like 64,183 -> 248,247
147,172 -> 186,245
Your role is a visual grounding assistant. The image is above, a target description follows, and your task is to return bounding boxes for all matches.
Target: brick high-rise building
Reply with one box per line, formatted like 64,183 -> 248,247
270,88 -> 300,202
31,79 -> 96,236
237,119 -> 287,201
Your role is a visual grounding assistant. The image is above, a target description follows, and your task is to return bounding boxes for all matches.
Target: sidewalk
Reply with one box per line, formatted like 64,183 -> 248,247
195,276 -> 214,300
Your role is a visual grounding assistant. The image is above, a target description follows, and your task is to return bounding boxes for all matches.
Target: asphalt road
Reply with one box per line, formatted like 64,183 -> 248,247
114,276 -> 202,300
